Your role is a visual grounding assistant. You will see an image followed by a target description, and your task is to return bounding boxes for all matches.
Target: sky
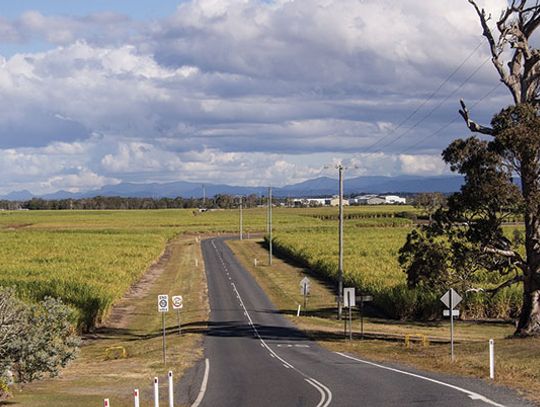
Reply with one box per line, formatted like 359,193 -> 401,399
0,0 -> 513,195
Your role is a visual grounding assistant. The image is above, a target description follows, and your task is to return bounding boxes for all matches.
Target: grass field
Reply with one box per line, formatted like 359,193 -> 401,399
10,234 -> 208,407
0,205 -> 521,327
0,206 -> 533,404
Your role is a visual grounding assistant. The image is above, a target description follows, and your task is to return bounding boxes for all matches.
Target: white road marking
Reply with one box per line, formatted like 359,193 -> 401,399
212,239 -> 333,407
277,344 -> 311,348
309,379 -> 332,407
191,358 -> 210,407
336,352 -> 505,407
305,378 -> 332,407
305,379 -> 325,407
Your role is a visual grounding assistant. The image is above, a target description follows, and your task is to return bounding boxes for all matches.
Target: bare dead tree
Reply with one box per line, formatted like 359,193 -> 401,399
460,0 -> 540,132
451,1 -> 540,336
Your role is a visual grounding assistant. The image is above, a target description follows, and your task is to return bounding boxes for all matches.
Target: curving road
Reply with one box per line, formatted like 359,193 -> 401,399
193,237 -> 530,407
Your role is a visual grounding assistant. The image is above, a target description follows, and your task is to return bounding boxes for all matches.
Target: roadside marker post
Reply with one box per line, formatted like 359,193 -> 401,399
172,295 -> 183,336
358,295 -> 373,339
153,377 -> 160,407
440,288 -> 462,362
297,304 -> 301,317
104,398 -> 110,407
344,288 -> 355,340
300,277 -> 310,310
134,389 -> 140,407
158,295 -> 169,364
168,371 -> 174,407
489,339 -> 495,379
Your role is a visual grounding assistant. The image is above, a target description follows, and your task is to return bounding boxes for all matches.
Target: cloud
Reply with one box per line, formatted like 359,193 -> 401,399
399,154 -> 448,175
41,169 -> 120,193
0,0 -> 515,194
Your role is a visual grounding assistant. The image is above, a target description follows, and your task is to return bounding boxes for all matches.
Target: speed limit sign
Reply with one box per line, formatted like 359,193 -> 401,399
157,294 -> 169,312
172,295 -> 183,310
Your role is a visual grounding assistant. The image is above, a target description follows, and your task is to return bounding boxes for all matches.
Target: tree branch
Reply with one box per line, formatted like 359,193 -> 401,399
469,1 -> 509,81
485,274 -> 524,293
482,244 -> 527,273
459,99 -> 495,135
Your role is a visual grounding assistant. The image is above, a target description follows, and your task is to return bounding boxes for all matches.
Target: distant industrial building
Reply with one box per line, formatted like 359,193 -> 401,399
292,196 -> 350,207
350,194 -> 406,205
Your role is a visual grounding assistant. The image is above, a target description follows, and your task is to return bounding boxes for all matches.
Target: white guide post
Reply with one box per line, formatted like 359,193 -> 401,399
154,377 -> 160,407
134,389 -> 140,407
489,339 -> 495,380
168,371 -> 174,407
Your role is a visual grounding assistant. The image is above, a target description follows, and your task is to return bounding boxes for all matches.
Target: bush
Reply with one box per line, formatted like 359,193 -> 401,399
0,288 -> 80,388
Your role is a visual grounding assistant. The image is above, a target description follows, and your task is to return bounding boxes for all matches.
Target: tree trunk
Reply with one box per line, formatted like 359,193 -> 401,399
516,160 -> 540,336
515,275 -> 540,336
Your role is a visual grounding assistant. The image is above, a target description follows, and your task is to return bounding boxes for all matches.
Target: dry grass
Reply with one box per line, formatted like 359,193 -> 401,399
7,234 -> 209,407
228,238 -> 540,406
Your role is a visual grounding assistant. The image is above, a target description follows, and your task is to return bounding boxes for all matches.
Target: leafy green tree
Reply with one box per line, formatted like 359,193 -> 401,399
0,289 -> 80,398
413,192 -> 447,223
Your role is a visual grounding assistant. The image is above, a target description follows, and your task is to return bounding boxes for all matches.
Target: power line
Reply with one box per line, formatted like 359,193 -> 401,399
364,41 -> 485,153
398,82 -> 502,154
374,55 -> 492,151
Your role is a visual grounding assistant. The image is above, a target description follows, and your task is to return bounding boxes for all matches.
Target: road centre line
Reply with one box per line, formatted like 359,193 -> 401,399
210,239 -> 332,407
305,379 -> 325,407
335,352 -> 505,407
230,281 -> 331,407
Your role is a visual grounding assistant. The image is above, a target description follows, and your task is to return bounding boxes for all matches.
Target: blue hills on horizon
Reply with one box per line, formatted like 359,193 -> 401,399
0,175 -> 464,201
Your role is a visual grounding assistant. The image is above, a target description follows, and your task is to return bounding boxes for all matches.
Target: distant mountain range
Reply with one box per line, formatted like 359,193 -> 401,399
0,175 -> 464,201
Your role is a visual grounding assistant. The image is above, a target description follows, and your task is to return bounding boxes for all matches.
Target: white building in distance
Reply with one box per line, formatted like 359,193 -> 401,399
351,194 -> 406,205
292,196 -> 350,207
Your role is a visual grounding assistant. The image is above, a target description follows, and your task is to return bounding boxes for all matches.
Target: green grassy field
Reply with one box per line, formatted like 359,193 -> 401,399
12,234 -> 208,407
0,206 -> 534,404
0,205 -> 518,329
0,207 -> 306,329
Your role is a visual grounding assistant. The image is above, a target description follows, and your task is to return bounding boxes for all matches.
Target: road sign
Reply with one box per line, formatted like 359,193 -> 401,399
172,295 -> 183,310
443,309 -> 460,317
440,288 -> 462,362
358,295 -> 373,302
158,294 -> 169,313
300,277 -> 310,295
440,289 -> 462,309
344,287 -> 356,307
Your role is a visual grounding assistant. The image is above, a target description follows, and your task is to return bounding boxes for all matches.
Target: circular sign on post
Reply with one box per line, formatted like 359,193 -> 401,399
172,295 -> 183,310
158,294 -> 169,312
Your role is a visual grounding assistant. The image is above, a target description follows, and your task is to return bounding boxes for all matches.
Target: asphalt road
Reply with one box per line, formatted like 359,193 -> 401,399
194,237 -> 531,407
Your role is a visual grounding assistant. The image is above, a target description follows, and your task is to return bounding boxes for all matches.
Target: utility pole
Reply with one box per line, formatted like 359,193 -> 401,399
338,164 -> 344,320
202,184 -> 206,207
239,196 -> 243,240
268,186 -> 273,266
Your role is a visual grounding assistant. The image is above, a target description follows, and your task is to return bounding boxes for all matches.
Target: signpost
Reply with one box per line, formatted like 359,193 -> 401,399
158,294 -> 169,364
300,277 -> 310,309
344,288 -> 355,339
358,294 -> 373,339
172,295 -> 183,335
440,288 -> 462,362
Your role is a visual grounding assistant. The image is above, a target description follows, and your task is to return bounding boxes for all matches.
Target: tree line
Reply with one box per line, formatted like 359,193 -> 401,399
0,194 -> 274,211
